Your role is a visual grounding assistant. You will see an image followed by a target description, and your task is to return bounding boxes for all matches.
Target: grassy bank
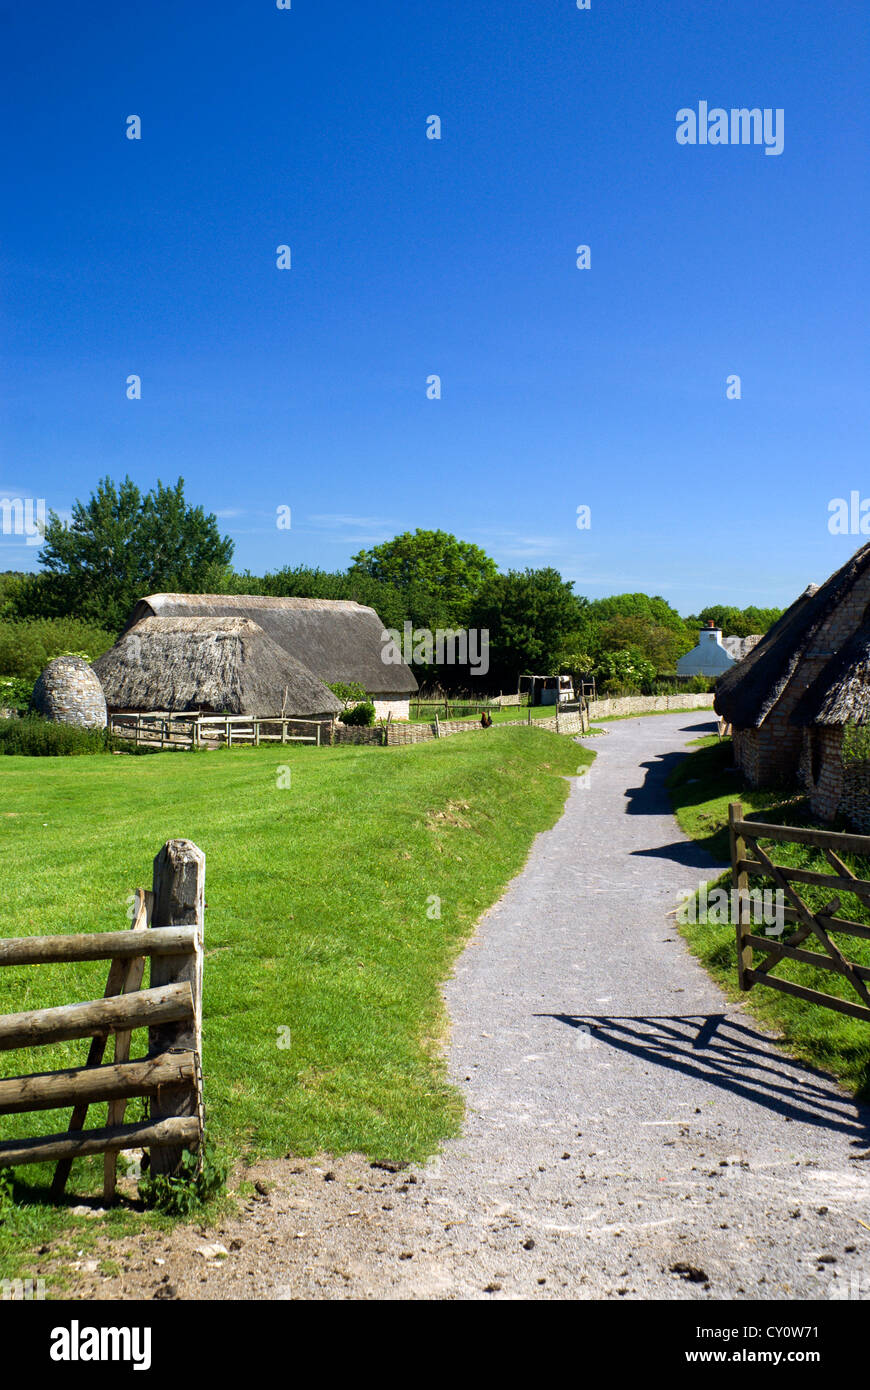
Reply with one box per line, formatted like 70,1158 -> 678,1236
0,726 -> 592,1275
407,703 -> 555,725
668,737 -> 870,1096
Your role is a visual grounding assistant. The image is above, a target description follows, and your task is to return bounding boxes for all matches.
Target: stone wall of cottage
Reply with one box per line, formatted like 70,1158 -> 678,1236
797,726 -> 845,821
839,763 -> 870,832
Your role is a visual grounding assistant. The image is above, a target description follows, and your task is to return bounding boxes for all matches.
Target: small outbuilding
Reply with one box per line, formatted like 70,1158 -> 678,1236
92,617 -> 343,720
30,655 -> 107,729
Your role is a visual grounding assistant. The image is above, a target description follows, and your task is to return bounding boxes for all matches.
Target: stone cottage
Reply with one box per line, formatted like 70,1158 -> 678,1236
714,542 -> 870,817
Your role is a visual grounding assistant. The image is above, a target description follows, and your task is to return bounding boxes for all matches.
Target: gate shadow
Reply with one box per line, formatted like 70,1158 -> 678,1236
538,1011 -> 870,1145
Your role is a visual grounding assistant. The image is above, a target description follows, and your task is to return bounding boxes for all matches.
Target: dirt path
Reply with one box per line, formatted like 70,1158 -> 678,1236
70,714 -> 870,1300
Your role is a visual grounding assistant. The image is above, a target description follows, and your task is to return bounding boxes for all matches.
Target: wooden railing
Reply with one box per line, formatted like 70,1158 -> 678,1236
109,712 -> 324,750
0,840 -> 206,1200
729,802 -> 870,1023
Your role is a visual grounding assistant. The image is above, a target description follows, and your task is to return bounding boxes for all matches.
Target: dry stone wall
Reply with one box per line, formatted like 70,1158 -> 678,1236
30,656 -> 107,729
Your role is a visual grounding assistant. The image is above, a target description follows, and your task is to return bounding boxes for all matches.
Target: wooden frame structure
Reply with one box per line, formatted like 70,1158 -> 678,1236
729,801 -> 870,1022
0,840 -> 205,1201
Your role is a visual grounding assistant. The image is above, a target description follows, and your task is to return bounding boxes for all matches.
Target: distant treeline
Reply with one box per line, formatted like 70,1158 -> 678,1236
0,476 -> 783,695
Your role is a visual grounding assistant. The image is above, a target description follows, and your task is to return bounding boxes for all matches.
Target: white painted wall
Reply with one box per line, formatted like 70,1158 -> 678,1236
371,697 -> 410,722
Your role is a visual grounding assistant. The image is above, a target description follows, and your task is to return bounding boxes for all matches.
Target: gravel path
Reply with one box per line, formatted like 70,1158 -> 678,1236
73,714 -> 870,1300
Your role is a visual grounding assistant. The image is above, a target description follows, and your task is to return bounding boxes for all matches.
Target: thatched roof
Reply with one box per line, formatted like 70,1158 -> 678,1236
713,586 -> 819,726
715,542 -> 870,728
126,594 -> 418,695
93,617 -> 343,717
792,625 -> 870,727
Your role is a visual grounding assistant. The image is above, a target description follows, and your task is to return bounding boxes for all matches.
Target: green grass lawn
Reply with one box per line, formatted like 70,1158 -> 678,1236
668,736 -> 870,1097
407,704 -> 555,725
0,725 -> 593,1275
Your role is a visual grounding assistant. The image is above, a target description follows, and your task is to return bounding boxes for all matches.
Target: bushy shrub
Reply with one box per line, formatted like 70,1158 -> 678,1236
327,680 -> 367,707
138,1140 -> 229,1217
0,715 -> 149,757
339,701 -> 376,726
0,676 -> 34,710
0,618 -> 116,681
842,723 -> 870,764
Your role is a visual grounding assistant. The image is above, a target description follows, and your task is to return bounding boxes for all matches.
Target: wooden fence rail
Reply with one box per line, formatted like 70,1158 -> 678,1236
729,801 -> 870,1024
109,712 -> 323,750
0,840 -> 206,1202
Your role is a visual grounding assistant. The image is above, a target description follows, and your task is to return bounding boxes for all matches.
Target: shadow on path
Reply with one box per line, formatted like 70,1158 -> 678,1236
538,1012 -> 870,1146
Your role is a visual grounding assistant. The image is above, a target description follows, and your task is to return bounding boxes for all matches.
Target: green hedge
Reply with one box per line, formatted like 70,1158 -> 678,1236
0,716 -> 149,757
0,618 -> 116,681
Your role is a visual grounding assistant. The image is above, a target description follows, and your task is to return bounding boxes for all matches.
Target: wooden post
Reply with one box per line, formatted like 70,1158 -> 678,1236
434,713 -> 440,739
148,841 -> 205,1175
316,722 -> 321,747
729,802 -> 752,990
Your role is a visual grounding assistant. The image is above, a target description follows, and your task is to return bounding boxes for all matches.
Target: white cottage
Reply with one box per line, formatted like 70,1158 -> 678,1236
677,621 -> 737,678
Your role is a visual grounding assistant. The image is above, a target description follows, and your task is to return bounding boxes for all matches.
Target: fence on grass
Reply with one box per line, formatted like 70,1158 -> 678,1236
0,840 -> 206,1201
729,802 -> 870,1022
109,712 -> 324,749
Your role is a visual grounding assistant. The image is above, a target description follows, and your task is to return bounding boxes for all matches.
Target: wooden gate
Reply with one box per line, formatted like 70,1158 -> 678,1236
0,839 -> 205,1201
729,802 -> 870,1021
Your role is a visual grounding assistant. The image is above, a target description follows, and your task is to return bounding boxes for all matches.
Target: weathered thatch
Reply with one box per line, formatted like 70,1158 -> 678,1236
125,594 -> 418,695
792,625 -> 870,727
93,617 -> 343,718
713,583 -> 827,728
715,541 -> 870,728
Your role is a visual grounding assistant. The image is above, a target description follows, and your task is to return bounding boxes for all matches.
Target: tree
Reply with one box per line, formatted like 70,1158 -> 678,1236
596,614 -> 692,672
684,604 -> 784,638
588,592 -> 689,634
14,477 -> 234,631
596,647 -> 656,693
350,529 -> 497,629
470,568 -> 584,685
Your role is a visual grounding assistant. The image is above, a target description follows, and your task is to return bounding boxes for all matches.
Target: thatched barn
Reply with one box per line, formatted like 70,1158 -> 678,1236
93,617 -> 343,719
124,594 -> 418,720
714,542 -> 870,816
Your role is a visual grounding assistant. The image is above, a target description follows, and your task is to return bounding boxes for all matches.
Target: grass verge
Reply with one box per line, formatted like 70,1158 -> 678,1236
668,736 -> 870,1098
0,725 -> 592,1277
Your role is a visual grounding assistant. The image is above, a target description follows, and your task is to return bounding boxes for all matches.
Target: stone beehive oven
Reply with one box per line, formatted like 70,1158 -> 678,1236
30,656 -> 107,729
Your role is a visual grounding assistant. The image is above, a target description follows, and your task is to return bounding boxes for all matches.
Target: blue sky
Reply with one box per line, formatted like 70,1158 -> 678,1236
1,0 -> 867,613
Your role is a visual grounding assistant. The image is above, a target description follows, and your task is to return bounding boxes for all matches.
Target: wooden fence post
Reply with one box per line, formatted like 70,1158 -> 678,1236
729,801 -> 752,990
148,840 -> 205,1175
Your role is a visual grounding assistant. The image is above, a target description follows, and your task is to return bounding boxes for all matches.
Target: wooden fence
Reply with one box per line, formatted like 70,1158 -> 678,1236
109,712 -> 324,750
0,839 -> 206,1200
729,802 -> 870,1022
